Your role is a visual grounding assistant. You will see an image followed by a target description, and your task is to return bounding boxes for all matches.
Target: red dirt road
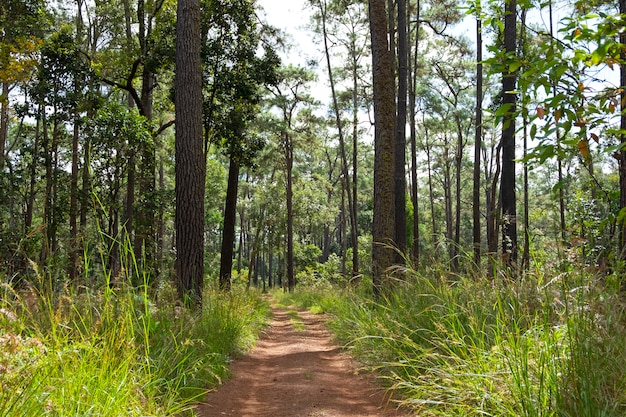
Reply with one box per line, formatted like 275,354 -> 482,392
198,303 -> 408,417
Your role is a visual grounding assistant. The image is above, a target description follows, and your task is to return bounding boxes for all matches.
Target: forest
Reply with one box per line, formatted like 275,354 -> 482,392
1,0 -> 625,415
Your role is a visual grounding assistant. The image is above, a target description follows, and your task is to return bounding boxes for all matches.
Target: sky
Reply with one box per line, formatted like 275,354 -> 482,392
256,0 -> 321,67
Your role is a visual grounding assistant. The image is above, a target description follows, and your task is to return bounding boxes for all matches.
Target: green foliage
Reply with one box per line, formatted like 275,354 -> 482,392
0,271 -> 270,416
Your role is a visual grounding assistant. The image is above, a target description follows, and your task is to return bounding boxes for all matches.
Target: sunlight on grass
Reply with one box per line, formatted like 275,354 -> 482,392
279,264 -> 626,417
0,274 -> 270,416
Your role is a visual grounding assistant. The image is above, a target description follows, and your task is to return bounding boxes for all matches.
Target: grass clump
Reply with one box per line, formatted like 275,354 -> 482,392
284,265 -> 626,417
0,276 -> 269,416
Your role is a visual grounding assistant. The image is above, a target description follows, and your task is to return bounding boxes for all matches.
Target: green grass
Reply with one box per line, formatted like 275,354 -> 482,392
279,264 -> 626,417
0,277 -> 270,416
286,309 -> 305,331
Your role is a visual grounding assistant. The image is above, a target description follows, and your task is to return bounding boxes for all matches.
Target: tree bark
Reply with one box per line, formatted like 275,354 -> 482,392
175,0 -> 205,305
409,0 -> 421,264
394,0 -> 408,260
0,82 -> 8,171
369,0 -> 396,297
219,157 -> 240,291
473,3 -> 483,268
500,0 -> 518,269
619,0 -> 626,260
285,132 -> 295,292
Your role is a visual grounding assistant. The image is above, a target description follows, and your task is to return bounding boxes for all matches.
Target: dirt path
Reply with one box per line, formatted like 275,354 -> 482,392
198,303 -> 408,417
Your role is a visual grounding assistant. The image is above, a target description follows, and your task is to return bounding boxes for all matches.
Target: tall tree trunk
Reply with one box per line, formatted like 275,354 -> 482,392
369,0 -> 396,297
175,0 -> 205,305
487,143 -> 501,278
68,0 -> 84,283
237,206 -> 244,273
394,0 -> 408,260
473,2 -> 483,268
520,7 -> 530,271
136,1 -> 157,281
219,157 -> 240,291
500,0 -> 518,269
409,0 -> 421,264
0,82 -> 8,171
156,159 -> 165,277
444,144 -> 454,265
350,37 -> 360,277
285,133 -> 295,292
619,0 -> 626,260
121,0 -> 136,274
547,0 -> 566,249
69,108 -> 80,282
453,118 -> 464,272
424,126 -> 437,248
318,0 -> 358,279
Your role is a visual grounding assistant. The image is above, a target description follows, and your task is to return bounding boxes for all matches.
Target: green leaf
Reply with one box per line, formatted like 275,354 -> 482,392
591,43 -> 608,66
495,103 -> 513,117
508,60 -> 523,73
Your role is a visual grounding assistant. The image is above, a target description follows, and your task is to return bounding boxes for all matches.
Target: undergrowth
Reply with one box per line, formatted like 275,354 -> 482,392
0,273 -> 269,416
276,264 -> 626,417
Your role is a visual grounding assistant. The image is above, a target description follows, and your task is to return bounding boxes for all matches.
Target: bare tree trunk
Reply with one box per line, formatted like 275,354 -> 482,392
520,7 -> 530,271
350,41 -> 360,277
444,143 -> 454,265
548,0 -> 566,250
409,0 -> 421,264
487,143 -> 501,278
394,0 -> 408,259
285,133 -> 295,292
68,0 -> 85,283
425,129 -> 437,248
175,0 -> 205,305
500,0 -> 518,269
219,157 -> 240,291
0,82 -> 8,171
620,0 -> 626,260
369,0 -> 396,297
318,0 -> 358,279
473,3 -> 483,268
453,119 -> 464,272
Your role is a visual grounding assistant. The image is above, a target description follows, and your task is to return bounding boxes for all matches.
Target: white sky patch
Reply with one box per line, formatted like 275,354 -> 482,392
257,0 -> 322,67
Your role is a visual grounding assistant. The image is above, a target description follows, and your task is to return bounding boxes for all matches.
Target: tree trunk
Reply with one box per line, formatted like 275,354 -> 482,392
350,38 -> 360,277
500,0 -> 518,269
219,157 -> 240,291
175,0 -> 205,305
453,118 -> 464,272
157,159 -> 165,278
0,82 -> 8,171
520,7 -> 530,271
318,0 -> 359,279
487,143 -> 501,278
285,133 -> 295,292
444,144 -> 454,265
69,107 -> 80,282
473,3 -> 483,268
425,129 -> 437,247
369,0 -> 396,297
620,0 -> 626,260
394,0 -> 408,260
409,0 -> 421,264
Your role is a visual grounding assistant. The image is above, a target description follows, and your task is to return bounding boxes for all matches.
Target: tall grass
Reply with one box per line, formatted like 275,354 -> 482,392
0,269 -> 269,416
282,263 -> 626,417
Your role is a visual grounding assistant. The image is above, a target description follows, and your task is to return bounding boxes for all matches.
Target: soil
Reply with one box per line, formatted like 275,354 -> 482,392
197,302 -> 409,417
